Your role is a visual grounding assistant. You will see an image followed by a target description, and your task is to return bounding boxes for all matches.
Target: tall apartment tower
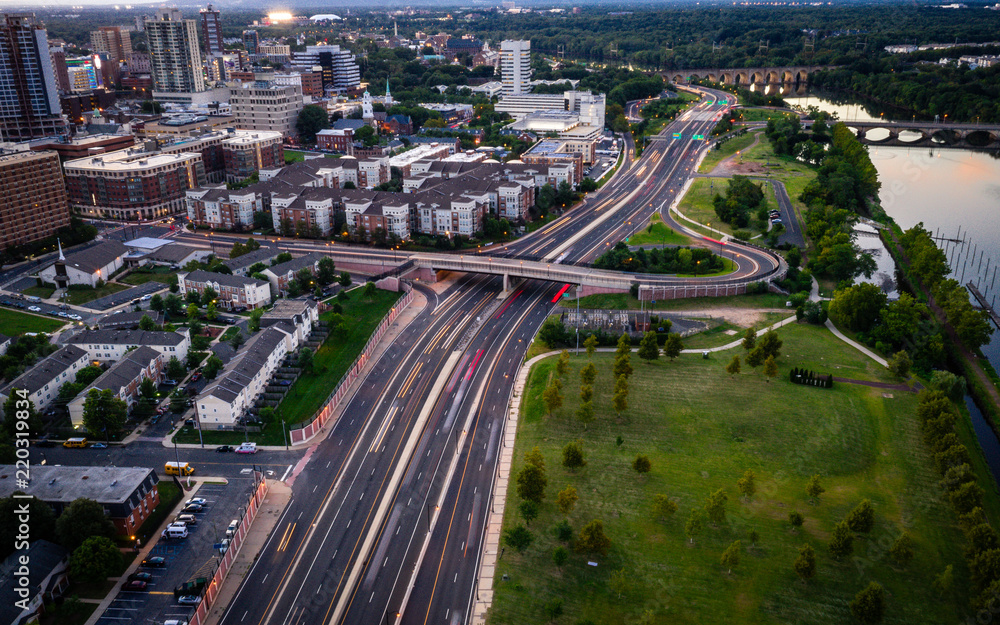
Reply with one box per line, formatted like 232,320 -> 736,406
90,26 -> 132,64
199,4 -> 223,57
0,13 -> 66,141
500,40 -> 531,96
146,8 -> 205,93
242,30 -> 259,55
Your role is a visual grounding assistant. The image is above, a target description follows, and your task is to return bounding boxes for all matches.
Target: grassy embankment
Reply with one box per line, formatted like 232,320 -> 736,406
489,322 -> 996,625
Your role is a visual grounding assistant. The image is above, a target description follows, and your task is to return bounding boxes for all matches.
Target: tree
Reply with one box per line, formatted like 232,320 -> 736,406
362,281 -> 377,302
55,498 -> 116,552
829,283 -> 887,333
138,314 -> 157,330
519,500 -> 538,526
69,536 -> 121,582
741,327 -> 757,352
542,379 -> 563,415
793,544 -> 816,582
746,345 -> 765,371
763,355 -> 778,382
339,271 -> 352,287
580,362 -> 596,386
203,354 -> 224,380
609,568 -> 629,600
317,257 -> 336,285
553,546 -> 569,567
149,294 -> 164,313
164,294 -> 185,317
705,489 -> 728,526
653,494 -> 678,521
584,334 -> 598,357
1,396 -> 41,438
613,383 -> 628,415
850,582 -> 886,624
186,302 -> 199,320
725,354 -> 741,378
139,377 -> 157,402
616,332 -> 631,358
201,287 -> 218,307
248,308 -> 264,333
613,354 -> 633,379
524,446 -> 545,470
576,400 -> 594,426
576,519 -> 611,555
789,511 -> 804,530
295,104 -> 330,143
887,350 -> 912,378
846,499 -> 875,534
663,333 -> 683,361
829,520 -> 854,559
579,384 -> 593,403
166,356 -> 186,379
297,347 -> 314,373
81,389 -> 127,441
889,533 -> 914,567
932,565 -> 953,596
557,485 -> 578,515
230,330 -> 245,350
757,330 -> 783,360
503,524 -> 533,553
685,508 -> 704,544
632,454 -> 651,475
638,331 -> 659,362
720,540 -> 741,574
737,469 -> 756,501
206,301 -> 218,322
806,475 -> 825,502
556,350 -> 570,377
516,464 -> 547,504
562,441 -> 586,470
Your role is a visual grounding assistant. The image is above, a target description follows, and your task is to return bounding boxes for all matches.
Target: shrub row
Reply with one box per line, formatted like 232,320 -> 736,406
789,367 -> 833,388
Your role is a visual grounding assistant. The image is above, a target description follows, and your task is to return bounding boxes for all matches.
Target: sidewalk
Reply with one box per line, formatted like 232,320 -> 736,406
202,480 -> 292,625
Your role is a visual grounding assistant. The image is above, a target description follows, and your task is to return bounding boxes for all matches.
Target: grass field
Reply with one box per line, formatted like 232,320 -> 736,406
489,322 -> 996,625
575,292 -> 792,312
628,214 -> 691,247
65,282 -> 129,305
699,132 -> 757,174
120,268 -> 178,286
736,107 -> 799,122
681,312 -> 789,350
22,285 -> 54,299
676,178 -> 736,238
0,308 -> 65,335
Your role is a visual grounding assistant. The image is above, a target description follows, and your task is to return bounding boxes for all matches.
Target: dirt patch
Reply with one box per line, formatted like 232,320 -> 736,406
714,161 -> 773,177
674,307 -> 791,328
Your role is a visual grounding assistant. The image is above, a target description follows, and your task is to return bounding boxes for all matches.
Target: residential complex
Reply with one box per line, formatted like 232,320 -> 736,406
67,346 -> 165,428
0,150 -> 70,250
178,269 -> 272,310
90,26 -> 132,65
66,328 -> 191,362
146,8 -> 205,94
0,13 -> 67,141
0,345 -> 90,414
261,252 -> 323,297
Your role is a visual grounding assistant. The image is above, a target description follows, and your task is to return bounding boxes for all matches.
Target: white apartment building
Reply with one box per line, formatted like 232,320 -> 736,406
0,346 -> 90,415
185,186 -> 264,229
178,270 -> 271,310
65,329 -> 191,363
229,80 -> 304,138
500,40 -> 531,96
146,8 -> 205,94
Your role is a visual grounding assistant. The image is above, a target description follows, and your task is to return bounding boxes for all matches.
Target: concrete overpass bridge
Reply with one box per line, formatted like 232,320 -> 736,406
827,119 -> 1000,149
663,65 -> 830,87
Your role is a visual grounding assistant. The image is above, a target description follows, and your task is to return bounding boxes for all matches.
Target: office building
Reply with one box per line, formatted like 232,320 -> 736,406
242,29 -> 259,54
229,80 -> 303,137
0,150 -> 70,251
199,3 -> 223,57
290,45 -> 361,93
90,26 -> 132,64
500,39 -> 531,96
0,14 -> 67,141
146,8 -> 205,94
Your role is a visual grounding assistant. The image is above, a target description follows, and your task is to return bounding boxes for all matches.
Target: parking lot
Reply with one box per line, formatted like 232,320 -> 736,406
82,281 -> 166,311
93,479 -> 263,625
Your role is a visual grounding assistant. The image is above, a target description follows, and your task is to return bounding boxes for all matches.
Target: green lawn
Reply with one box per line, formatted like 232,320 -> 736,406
699,131 -> 757,174
490,323 -> 996,625
628,214 -> 691,247
575,292 -> 793,312
64,282 -> 130,305
735,107 -> 798,122
675,178 -> 735,237
119,268 -> 178,286
0,307 -> 65,335
22,285 -> 55,299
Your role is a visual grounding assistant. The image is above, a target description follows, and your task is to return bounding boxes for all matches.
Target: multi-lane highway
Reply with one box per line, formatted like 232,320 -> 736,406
204,85 -> 770,625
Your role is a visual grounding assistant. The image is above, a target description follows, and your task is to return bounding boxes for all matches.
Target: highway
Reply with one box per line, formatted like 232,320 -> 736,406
202,86 -> 772,625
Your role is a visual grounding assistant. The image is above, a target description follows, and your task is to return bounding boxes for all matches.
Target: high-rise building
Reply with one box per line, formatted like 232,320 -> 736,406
146,8 -> 205,94
290,45 -> 360,93
242,30 -> 259,55
0,14 -> 67,141
90,26 -> 132,64
49,44 -> 70,91
0,150 -> 70,250
229,80 -> 304,137
500,39 -> 531,96
199,4 -> 223,57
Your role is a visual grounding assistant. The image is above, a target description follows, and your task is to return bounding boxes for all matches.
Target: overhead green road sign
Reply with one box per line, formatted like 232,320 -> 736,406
693,134 -> 705,140
720,99 -> 729,105
672,132 -> 682,139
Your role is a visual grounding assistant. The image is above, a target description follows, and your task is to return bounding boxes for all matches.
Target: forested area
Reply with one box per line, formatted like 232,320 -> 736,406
593,241 -> 725,275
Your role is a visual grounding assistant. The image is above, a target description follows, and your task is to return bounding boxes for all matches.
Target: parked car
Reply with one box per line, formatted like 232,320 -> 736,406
184,497 -> 207,507
141,556 -> 166,567
226,519 -> 239,537
163,379 -> 178,386
190,372 -> 201,382
164,620 -> 189,625
27,306 -> 41,312
215,445 -> 234,453
90,442 -> 107,449
176,595 -> 202,606
122,580 -> 148,591
175,514 -> 197,525
182,503 -> 204,513
128,572 -> 153,582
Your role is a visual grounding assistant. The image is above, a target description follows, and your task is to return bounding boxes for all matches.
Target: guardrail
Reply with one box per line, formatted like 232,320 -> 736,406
288,281 -> 415,445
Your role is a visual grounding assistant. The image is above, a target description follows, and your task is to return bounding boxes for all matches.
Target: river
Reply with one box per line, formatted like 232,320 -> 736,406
783,91 -> 1000,481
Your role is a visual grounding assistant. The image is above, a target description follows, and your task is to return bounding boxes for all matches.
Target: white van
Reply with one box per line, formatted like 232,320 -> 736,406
162,526 -> 189,540
226,520 -> 239,537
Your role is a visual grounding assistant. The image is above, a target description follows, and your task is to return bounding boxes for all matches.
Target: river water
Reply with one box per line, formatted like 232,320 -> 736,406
783,91 -> 1000,481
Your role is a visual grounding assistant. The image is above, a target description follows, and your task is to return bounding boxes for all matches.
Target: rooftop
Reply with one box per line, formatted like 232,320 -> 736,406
183,269 -> 269,289
64,148 -> 202,172
67,328 -> 188,347
0,464 -> 157,505
0,345 -> 88,397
